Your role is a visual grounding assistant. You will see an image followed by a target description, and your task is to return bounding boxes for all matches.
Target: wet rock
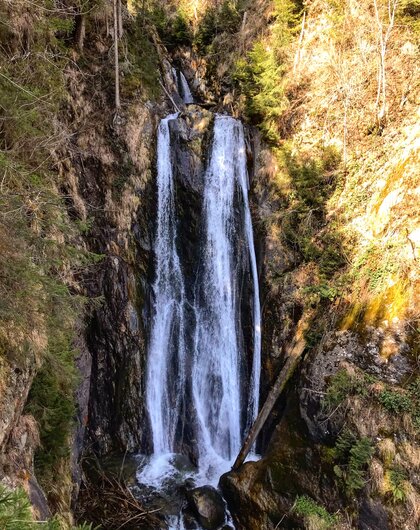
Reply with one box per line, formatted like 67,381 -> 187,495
187,485 -> 226,530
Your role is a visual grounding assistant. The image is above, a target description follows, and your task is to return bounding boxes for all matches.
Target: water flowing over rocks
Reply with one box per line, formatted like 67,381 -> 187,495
139,102 -> 262,510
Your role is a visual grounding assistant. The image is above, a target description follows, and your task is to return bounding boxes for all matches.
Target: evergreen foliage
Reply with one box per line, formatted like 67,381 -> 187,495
0,485 -> 92,529
323,370 -> 364,410
333,431 -> 374,495
387,468 -> 408,503
194,0 -> 244,51
293,495 -> 337,529
143,1 -> 193,49
233,0 -> 300,142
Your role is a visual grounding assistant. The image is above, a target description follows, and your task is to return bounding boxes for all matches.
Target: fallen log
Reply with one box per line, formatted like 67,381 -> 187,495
232,321 -> 307,470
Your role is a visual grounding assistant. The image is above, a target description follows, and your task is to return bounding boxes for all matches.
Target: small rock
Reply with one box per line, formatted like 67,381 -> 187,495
187,485 -> 226,530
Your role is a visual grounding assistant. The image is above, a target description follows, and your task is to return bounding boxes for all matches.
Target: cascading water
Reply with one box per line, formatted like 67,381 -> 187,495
192,115 -> 261,479
172,67 -> 194,104
138,73 -> 261,529
145,113 -> 187,457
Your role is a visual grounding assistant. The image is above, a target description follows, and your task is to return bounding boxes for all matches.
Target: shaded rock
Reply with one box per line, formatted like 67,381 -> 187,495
187,485 -> 226,530
358,497 -> 389,530
28,476 -> 51,521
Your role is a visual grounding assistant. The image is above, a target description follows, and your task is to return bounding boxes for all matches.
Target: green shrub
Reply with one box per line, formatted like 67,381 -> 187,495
293,495 -> 337,528
0,485 -> 92,529
378,389 -> 412,414
194,0 -> 243,51
333,431 -> 374,495
233,0 -> 300,142
323,370 -> 366,410
388,468 -> 408,503
123,12 -> 161,97
145,2 -> 192,50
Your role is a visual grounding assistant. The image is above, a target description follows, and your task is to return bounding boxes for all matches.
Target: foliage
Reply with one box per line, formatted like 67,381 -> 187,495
323,369 -> 420,433
143,1 -> 193,49
0,0 -> 101,505
0,485 -> 93,529
26,341 -> 78,475
323,370 -> 364,410
378,389 -> 412,414
233,0 -> 300,142
194,0 -> 244,51
333,431 -> 374,495
293,495 -> 337,529
124,12 -> 161,97
387,468 -> 408,503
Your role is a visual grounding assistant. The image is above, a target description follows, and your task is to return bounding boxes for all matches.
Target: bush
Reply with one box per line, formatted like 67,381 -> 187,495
333,431 -> 374,495
378,389 -> 412,414
293,495 -> 338,528
323,370 -> 365,410
0,485 -> 92,529
233,0 -> 300,142
194,0 -> 243,51
387,468 -> 408,503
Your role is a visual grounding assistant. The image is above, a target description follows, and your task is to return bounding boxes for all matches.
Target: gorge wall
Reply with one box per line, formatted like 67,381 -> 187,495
0,1 -> 419,529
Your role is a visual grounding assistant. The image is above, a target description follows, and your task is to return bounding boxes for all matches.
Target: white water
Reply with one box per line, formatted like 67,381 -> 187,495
172,67 -> 194,104
192,115 -> 261,480
140,110 -> 261,525
144,113 -> 187,456
235,120 -> 262,425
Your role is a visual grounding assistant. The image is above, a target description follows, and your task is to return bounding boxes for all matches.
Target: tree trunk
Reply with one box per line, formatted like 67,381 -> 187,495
117,0 -> 123,38
232,321 -> 307,470
113,0 -> 120,110
74,13 -> 86,51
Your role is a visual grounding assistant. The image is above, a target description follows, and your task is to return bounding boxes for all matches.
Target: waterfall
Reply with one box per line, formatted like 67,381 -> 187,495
172,67 -> 194,104
141,110 -> 261,494
192,115 -> 261,478
235,124 -> 262,426
179,71 -> 194,104
145,113 -> 187,456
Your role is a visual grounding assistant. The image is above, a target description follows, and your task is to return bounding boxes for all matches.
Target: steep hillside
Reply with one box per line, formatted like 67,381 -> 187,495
169,0 -> 419,528
0,0 -> 166,526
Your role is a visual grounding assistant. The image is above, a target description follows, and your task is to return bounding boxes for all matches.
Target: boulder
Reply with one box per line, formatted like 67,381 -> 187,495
187,485 -> 226,530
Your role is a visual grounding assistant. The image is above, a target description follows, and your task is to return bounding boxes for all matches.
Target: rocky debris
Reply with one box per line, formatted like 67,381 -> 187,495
187,485 -> 226,530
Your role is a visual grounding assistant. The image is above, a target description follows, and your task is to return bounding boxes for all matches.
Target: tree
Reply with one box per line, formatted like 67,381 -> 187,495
114,0 -> 121,110
373,0 -> 399,125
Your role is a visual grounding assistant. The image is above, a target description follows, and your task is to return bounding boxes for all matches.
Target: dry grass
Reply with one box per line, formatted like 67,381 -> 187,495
377,438 -> 396,467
